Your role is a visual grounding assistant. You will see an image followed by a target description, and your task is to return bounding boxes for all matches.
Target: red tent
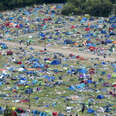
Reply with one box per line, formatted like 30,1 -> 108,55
17,61 -> 22,65
89,46 -> 96,51
52,112 -> 58,116
15,24 -> 20,29
85,27 -> 90,31
71,25 -> 76,29
76,55 -> 80,59
113,84 -> 116,88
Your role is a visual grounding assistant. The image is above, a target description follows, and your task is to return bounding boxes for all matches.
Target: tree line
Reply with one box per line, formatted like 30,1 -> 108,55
61,0 -> 116,17
0,0 -> 67,10
0,0 -> 115,17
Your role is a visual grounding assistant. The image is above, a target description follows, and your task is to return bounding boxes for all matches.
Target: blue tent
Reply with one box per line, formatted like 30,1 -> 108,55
77,68 -> 87,74
24,11 -> 30,15
87,108 -> 95,114
76,83 -> 85,89
101,30 -> 107,34
114,69 -> 116,72
51,60 -> 61,65
86,43 -> 96,47
32,80 -> 38,85
109,17 -> 116,23
80,17 -> 87,23
19,24 -> 23,28
32,110 -> 40,115
0,106 -> 3,114
98,20 -> 104,23
67,70 -> 72,75
0,43 -> 8,49
0,82 -> 3,86
52,69 -> 59,73
58,113 -> 64,116
39,112 -> 47,116
110,31 -> 116,35
32,62 -> 40,68
43,75 -> 55,81
105,39 -> 112,43
101,71 -> 106,75
111,24 -> 116,28
25,88 -> 33,94
68,86 -> 76,91
97,95 -> 104,99
64,32 -> 72,35
56,5 -> 62,9
64,39 -> 74,44
40,33 -> 45,37
26,71 -> 35,75
87,80 -> 93,84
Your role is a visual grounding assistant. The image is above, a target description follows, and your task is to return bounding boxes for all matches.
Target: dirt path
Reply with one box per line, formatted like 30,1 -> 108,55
0,40 -> 116,62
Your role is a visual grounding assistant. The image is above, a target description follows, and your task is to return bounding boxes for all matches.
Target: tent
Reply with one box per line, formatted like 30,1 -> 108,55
64,39 -> 74,44
77,68 -> 87,74
112,41 -> 116,44
51,60 -> 61,65
89,46 -> 96,51
76,83 -> 85,89
111,24 -> 116,28
32,110 -> 40,115
68,86 -> 76,91
0,43 -> 8,49
85,28 -> 90,31
7,51 -> 13,55
97,95 -> 104,99
52,112 -> 58,116
112,82 -> 116,88
87,108 -> 95,114
109,17 -> 116,23
25,88 -> 33,94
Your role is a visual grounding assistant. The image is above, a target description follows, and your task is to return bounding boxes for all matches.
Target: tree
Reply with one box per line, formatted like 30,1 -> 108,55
61,0 -> 113,17
0,0 -> 67,10
110,0 -> 116,4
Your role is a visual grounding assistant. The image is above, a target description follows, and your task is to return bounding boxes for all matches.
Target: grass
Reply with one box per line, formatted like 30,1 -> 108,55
0,56 -> 7,68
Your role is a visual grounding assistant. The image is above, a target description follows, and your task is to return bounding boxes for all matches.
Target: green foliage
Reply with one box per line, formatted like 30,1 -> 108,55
111,0 -> 116,4
61,0 -> 113,17
0,0 -> 67,10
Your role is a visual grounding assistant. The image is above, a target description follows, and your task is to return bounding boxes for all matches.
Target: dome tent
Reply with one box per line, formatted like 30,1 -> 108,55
51,59 -> 61,65
7,51 -> 13,55
97,95 -> 104,99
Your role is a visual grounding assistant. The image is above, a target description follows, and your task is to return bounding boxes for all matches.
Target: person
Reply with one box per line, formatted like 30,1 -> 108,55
26,40 -> 31,46
44,48 -> 47,51
81,103 -> 85,113
4,105 -> 12,116
19,40 -> 23,45
76,113 -> 78,116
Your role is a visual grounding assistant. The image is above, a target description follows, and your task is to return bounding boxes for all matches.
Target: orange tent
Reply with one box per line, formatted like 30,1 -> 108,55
112,41 -> 116,44
73,42 -> 78,46
26,68 -> 41,71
